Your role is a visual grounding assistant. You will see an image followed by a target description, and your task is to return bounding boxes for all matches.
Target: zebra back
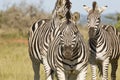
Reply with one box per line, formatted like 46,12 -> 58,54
102,25 -> 120,59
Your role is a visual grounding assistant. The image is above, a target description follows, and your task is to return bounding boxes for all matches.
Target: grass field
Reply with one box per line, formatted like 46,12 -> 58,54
0,28 -> 120,80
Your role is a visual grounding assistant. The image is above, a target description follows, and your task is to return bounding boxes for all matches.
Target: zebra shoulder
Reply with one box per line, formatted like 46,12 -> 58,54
31,19 -> 50,33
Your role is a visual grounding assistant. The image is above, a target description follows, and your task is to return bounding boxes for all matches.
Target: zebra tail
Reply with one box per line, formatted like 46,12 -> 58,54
97,63 -> 103,77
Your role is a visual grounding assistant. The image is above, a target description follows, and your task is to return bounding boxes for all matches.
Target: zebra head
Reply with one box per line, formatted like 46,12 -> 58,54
52,0 -> 71,19
59,21 -> 79,60
83,1 -> 107,38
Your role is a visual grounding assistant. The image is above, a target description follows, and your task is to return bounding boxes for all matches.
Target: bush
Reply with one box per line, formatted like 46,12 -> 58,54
0,1 -> 50,37
115,20 -> 120,31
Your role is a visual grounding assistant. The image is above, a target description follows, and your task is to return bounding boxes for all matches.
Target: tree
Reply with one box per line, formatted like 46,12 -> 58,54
0,0 -> 50,36
105,13 -> 120,31
115,13 -> 120,31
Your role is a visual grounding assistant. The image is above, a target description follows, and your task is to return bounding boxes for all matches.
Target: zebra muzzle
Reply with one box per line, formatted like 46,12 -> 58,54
63,51 -> 73,60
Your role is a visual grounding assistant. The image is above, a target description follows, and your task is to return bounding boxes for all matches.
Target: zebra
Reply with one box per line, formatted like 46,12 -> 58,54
28,0 -> 71,80
47,7 -> 89,80
83,1 -> 120,80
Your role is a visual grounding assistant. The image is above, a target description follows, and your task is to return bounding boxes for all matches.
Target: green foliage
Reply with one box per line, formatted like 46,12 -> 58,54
114,13 -> 120,31
115,20 -> 120,31
105,13 -> 120,31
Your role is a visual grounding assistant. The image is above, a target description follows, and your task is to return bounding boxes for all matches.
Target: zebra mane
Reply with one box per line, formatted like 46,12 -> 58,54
65,0 -> 72,23
65,0 -> 71,10
92,1 -> 97,12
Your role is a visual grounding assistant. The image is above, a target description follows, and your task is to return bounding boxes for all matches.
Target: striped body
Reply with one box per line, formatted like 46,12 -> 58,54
102,25 -> 120,60
89,24 -> 120,80
29,19 -> 50,62
28,0 -> 72,80
48,21 -> 89,80
28,18 -> 65,80
29,18 -> 64,61
83,1 -> 120,80
89,26 -> 112,61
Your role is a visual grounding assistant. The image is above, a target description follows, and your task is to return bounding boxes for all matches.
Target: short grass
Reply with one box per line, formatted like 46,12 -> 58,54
0,28 -> 120,80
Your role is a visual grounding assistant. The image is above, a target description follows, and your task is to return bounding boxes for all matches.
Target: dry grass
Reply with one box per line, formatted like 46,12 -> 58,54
0,28 -> 120,80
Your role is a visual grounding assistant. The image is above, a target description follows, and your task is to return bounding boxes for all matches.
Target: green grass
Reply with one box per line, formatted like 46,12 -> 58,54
0,39 -> 32,80
0,28 -> 120,80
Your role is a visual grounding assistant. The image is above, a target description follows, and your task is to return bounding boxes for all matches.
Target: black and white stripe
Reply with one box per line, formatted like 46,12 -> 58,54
28,0 -> 71,80
47,19 -> 89,80
83,1 -> 120,80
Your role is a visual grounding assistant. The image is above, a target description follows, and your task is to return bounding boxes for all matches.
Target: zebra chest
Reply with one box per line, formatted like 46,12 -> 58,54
90,42 -> 109,60
59,59 -> 81,71
65,69 -> 79,75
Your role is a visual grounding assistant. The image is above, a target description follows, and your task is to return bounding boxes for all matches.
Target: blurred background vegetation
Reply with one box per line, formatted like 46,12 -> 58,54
0,0 -> 50,38
0,0 -> 120,80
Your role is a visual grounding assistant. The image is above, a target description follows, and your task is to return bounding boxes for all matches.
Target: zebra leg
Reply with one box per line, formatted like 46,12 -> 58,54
91,64 -> 97,80
43,57 -> 53,80
56,68 -> 66,80
102,57 -> 109,80
76,66 -> 87,80
111,59 -> 118,80
89,53 -> 97,80
32,61 -> 40,80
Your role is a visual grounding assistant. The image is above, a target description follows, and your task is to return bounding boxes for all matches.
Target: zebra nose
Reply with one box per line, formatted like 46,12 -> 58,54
89,27 -> 94,30
70,65 -> 74,68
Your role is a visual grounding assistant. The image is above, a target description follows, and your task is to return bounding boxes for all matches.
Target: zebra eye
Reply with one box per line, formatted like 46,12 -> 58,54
97,18 -> 101,22
74,31 -> 78,35
98,18 -> 100,20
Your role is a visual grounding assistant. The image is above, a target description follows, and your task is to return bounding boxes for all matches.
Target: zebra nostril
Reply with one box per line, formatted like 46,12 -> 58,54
70,65 -> 74,68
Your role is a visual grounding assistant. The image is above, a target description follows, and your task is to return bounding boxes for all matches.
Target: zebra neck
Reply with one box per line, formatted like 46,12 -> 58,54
89,28 -> 111,55
51,18 -> 61,29
89,28 -> 105,48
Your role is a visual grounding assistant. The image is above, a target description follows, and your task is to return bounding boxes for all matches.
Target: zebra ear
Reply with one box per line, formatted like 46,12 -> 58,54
99,6 -> 108,13
72,12 -> 80,22
83,5 -> 91,13
54,0 -> 65,9
52,0 -> 65,18
57,0 -> 64,7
